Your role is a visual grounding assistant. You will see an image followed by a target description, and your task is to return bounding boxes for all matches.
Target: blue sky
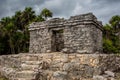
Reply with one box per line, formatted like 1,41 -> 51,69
0,0 -> 120,24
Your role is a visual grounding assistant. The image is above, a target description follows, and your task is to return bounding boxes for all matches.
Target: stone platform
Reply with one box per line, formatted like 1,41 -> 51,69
0,52 -> 120,80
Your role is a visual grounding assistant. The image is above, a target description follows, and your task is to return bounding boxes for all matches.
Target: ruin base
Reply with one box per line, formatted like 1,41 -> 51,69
0,52 -> 120,80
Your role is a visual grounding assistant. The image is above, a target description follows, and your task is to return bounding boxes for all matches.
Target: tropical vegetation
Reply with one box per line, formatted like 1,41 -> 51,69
0,7 -> 120,54
103,15 -> 120,53
0,7 -> 52,54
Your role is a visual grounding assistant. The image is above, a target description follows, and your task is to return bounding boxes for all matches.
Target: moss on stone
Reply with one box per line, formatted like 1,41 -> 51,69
0,75 -> 8,80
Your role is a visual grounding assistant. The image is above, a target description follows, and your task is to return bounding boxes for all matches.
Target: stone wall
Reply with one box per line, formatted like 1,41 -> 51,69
0,54 -> 21,68
29,28 -> 51,53
29,13 -> 103,53
0,53 -> 120,80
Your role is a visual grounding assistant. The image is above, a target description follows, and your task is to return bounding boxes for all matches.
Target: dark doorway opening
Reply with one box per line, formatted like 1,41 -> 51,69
51,29 -> 64,52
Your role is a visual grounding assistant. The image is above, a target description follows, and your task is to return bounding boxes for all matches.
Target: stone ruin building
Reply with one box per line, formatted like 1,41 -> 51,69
0,13 -> 120,80
29,13 -> 103,53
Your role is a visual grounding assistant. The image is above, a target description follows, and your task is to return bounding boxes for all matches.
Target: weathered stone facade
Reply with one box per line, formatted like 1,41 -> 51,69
29,13 -> 103,53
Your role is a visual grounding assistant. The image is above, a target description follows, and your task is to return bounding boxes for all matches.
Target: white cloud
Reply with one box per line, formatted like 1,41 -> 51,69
72,3 -> 82,15
0,0 -> 120,24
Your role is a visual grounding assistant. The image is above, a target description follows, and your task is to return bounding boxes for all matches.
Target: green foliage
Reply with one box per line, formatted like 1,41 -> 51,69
0,7 -> 53,54
103,15 -> 120,54
40,8 -> 53,20
35,15 -> 45,22
103,38 -> 119,53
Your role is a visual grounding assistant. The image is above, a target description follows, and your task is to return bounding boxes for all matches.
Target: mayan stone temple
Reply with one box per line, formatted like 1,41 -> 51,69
29,13 -> 102,53
0,13 -> 120,80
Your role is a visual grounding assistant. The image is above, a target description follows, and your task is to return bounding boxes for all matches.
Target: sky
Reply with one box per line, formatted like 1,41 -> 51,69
0,0 -> 120,24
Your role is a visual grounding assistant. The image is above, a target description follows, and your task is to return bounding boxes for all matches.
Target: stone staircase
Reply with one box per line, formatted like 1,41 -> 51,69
14,64 -> 37,80
0,53 -> 45,80
0,53 -> 120,80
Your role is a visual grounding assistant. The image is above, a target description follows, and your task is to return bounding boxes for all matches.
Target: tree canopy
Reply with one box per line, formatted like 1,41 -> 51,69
40,8 -> 53,20
0,7 -> 53,54
103,15 -> 120,53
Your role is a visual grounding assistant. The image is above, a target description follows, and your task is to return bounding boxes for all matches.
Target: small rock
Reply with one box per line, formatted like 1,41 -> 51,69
102,74 -> 109,78
63,63 -> 71,71
104,71 -> 115,77
93,75 -> 106,80
46,50 -> 51,53
108,77 -> 115,80
53,71 -> 67,79
77,50 -> 87,54
61,48 -> 68,53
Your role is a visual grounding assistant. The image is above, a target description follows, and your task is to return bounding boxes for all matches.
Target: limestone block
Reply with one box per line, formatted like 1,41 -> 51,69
53,71 -> 67,80
104,71 -> 115,77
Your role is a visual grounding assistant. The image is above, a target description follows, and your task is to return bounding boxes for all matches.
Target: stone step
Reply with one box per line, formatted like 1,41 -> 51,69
13,78 -> 34,80
20,56 -> 39,61
23,61 -> 41,65
21,64 -> 39,70
20,54 -> 44,61
16,70 -> 37,78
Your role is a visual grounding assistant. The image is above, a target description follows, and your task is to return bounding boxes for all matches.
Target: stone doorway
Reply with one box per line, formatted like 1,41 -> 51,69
51,29 -> 64,52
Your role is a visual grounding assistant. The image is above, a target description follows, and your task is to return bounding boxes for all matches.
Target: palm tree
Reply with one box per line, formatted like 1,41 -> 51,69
0,7 -> 53,54
3,22 -> 16,54
109,15 -> 120,32
21,7 -> 36,52
40,8 -> 53,20
35,15 -> 45,22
